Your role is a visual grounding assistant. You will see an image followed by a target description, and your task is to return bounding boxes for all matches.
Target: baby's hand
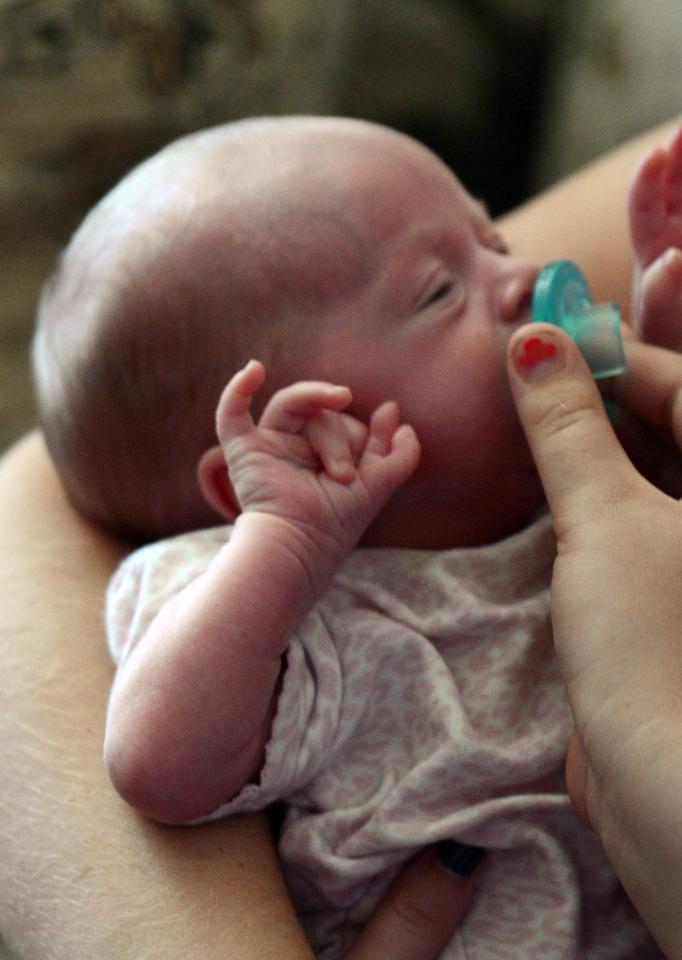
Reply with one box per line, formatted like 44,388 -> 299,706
629,124 -> 682,348
215,360 -> 421,561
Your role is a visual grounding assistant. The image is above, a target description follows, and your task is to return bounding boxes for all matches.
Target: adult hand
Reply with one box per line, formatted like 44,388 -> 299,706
507,323 -> 682,960
347,842 -> 483,960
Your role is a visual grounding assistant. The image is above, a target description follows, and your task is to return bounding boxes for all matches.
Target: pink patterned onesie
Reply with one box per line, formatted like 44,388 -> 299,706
106,513 -> 660,959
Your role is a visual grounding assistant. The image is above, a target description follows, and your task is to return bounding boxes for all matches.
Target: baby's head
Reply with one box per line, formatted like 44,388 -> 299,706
34,116 -> 544,548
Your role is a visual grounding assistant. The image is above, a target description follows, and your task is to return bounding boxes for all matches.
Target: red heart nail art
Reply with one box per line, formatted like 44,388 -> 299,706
517,336 -> 558,373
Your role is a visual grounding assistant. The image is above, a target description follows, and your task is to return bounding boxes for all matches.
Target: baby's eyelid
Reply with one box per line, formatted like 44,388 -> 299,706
417,269 -> 463,310
419,271 -> 448,303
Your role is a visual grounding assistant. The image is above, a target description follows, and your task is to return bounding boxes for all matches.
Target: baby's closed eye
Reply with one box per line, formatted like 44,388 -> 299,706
417,271 -> 465,313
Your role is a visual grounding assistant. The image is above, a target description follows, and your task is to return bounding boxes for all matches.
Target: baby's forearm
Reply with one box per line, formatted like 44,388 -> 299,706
105,511 -> 341,823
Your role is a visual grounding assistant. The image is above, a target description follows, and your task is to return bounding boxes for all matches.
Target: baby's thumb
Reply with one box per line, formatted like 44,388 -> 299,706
507,324 -> 638,533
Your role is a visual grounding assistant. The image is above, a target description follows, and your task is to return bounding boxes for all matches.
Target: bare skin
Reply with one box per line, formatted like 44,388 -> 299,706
0,433 -> 479,960
1,116 -> 681,958
106,119 -> 682,828
106,365 -> 420,821
508,324 -> 682,959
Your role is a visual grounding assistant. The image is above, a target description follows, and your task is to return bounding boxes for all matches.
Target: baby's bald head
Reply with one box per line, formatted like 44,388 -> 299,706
33,116 -> 399,540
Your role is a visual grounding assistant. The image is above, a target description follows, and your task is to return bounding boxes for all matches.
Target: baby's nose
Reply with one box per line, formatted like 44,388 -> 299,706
497,263 -> 538,324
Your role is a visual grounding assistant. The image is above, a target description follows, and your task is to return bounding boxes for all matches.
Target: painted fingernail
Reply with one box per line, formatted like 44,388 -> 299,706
436,840 -> 486,877
514,332 -> 565,381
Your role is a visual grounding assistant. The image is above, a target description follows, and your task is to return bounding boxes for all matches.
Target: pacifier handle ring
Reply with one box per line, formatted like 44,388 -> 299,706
531,260 -> 626,380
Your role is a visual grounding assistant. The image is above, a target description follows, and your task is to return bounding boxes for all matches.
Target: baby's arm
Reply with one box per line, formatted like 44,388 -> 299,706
104,360 -> 420,823
629,123 -> 682,349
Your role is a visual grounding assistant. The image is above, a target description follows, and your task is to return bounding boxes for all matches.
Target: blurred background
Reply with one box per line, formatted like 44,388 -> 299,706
1,0 -> 682,955
3,0 -> 682,456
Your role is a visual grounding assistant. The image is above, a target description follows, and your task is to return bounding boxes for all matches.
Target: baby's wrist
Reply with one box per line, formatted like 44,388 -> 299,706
232,510 -> 346,602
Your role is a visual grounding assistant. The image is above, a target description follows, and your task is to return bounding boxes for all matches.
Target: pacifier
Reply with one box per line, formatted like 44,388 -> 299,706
531,260 -> 626,379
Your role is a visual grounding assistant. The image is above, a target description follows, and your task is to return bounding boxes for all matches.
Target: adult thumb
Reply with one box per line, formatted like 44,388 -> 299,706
507,324 -> 639,533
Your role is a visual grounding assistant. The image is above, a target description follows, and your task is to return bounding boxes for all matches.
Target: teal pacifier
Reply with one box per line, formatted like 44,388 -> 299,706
531,260 -> 626,379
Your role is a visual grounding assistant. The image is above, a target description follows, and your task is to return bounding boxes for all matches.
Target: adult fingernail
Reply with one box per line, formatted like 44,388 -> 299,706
513,331 -> 565,381
436,840 -> 486,877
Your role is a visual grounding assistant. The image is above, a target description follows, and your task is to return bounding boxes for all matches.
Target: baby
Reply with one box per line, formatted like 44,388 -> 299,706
33,116 -> 682,959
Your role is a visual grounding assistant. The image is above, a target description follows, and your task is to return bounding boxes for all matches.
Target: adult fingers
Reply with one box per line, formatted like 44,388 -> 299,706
627,146 -> 668,265
610,335 -> 682,452
632,249 -> 682,349
507,325 -> 642,536
346,842 -> 484,960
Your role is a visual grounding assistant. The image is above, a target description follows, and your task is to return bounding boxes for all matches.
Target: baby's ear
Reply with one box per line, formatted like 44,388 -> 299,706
196,446 -> 240,521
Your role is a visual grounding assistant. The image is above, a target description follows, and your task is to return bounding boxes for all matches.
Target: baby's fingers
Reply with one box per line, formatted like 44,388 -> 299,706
365,400 -> 400,457
260,381 -> 352,434
363,402 -> 421,486
215,359 -> 266,442
308,409 -> 357,484
310,412 -> 371,482
341,413 -> 370,461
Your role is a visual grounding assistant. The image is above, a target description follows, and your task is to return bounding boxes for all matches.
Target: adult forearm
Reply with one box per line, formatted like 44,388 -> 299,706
0,434 -> 313,960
